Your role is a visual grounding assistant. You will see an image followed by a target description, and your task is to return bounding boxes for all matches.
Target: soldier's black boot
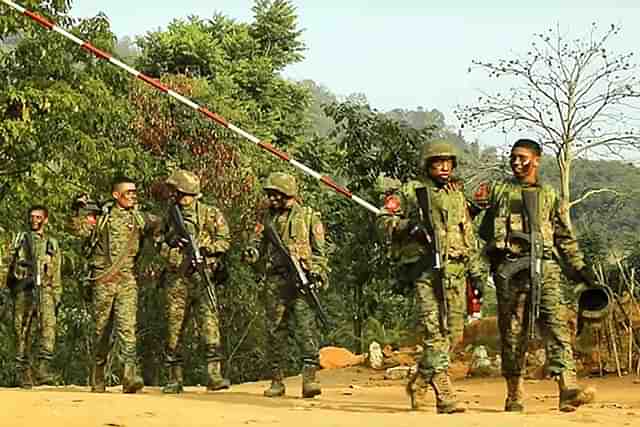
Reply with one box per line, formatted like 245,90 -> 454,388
122,364 -> 144,394
406,368 -> 430,410
162,365 -> 184,394
430,372 -> 466,414
263,368 -> 286,397
206,361 -> 231,391
36,358 -> 56,386
91,363 -> 106,393
504,376 -> 525,412
301,364 -> 321,398
558,370 -> 596,412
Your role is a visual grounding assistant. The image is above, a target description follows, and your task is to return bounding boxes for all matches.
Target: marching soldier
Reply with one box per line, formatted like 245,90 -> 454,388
70,176 -> 160,393
378,139 -> 484,413
5,206 -> 62,388
160,169 -> 231,393
476,138 -> 596,412
244,172 -> 329,398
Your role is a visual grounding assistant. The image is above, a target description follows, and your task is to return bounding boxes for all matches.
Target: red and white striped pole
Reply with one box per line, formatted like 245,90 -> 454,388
1,0 -> 381,215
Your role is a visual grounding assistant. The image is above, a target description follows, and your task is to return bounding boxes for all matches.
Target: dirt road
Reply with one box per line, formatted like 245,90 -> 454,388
1,368 -> 638,427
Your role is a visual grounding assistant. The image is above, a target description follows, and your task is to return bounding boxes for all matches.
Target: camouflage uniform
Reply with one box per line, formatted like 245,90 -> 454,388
70,202 -> 159,393
5,230 -> 62,387
479,177 -> 595,411
378,141 -> 483,413
250,172 -> 329,398
160,170 -> 231,393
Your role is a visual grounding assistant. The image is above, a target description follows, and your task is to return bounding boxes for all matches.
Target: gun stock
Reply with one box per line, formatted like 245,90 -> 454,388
23,233 -> 42,318
263,221 -> 331,330
169,203 -> 218,313
415,187 -> 448,335
522,189 -> 543,341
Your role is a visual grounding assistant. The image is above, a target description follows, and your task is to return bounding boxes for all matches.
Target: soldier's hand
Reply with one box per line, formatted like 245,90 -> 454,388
73,193 -> 90,210
199,247 -> 215,258
444,178 -> 464,193
578,267 -> 598,288
242,247 -> 260,264
167,236 -> 188,249
309,271 -> 328,290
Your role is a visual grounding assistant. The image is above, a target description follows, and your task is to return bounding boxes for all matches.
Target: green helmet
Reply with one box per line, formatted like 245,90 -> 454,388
166,169 -> 201,195
420,139 -> 458,168
264,172 -> 297,197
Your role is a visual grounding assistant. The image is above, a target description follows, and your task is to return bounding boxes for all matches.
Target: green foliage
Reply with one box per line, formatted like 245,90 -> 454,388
3,1 -> 640,390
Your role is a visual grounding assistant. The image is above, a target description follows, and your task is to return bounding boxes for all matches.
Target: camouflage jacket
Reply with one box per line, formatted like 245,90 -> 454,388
160,201 -> 230,270
253,202 -> 329,280
4,230 -> 62,298
377,177 -> 484,278
69,203 -> 160,272
478,178 -> 585,272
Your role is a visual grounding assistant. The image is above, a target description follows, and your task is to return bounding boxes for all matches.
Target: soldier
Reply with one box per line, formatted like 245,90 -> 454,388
476,138 -> 596,412
160,169 -> 231,393
70,176 -> 159,393
244,172 -> 329,398
4,205 -> 62,388
378,139 -> 484,413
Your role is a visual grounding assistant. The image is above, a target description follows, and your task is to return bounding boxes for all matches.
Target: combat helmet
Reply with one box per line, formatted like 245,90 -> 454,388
420,139 -> 458,169
264,172 -> 297,197
166,169 -> 201,196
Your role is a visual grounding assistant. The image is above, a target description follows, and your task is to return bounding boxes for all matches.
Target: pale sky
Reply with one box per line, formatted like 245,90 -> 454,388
69,1 -> 640,144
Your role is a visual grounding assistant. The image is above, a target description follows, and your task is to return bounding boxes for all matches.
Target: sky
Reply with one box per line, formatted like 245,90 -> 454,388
69,1 -> 640,144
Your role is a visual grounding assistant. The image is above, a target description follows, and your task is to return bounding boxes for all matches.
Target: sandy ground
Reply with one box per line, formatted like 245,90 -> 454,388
1,368 -> 639,427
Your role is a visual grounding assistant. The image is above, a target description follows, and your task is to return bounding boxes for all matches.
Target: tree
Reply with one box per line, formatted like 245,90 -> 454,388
457,24 -> 640,223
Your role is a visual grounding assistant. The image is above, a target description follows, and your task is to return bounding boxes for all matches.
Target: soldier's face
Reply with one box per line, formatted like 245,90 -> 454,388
113,182 -> 138,209
510,147 -> 539,182
30,210 -> 48,232
176,192 -> 196,207
266,189 -> 289,210
427,157 -> 455,185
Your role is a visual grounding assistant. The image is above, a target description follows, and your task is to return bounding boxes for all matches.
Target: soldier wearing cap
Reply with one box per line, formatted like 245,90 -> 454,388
160,169 -> 231,393
378,139 -> 484,413
244,172 -> 329,399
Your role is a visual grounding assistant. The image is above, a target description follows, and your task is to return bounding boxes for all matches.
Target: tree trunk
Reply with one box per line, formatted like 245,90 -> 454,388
557,150 -> 573,229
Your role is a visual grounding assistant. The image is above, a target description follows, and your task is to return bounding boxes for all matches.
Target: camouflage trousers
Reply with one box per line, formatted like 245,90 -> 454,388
415,260 -> 467,379
264,274 -> 319,369
13,285 -> 58,366
494,259 -> 575,377
163,271 -> 222,365
92,269 -> 139,366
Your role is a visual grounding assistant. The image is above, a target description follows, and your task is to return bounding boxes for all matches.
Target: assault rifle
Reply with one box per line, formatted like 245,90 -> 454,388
21,232 -> 42,317
168,202 -> 218,314
522,189 -> 543,341
415,187 -> 448,335
263,221 -> 331,329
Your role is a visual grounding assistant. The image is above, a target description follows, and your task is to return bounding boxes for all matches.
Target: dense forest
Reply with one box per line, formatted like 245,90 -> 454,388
1,0 -> 639,387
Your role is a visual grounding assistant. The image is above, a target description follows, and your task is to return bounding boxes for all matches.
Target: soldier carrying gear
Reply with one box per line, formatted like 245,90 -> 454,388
69,176 -> 161,394
5,205 -> 62,388
378,139 -> 485,414
244,172 -> 329,399
477,138 -> 596,413
160,169 -> 232,394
